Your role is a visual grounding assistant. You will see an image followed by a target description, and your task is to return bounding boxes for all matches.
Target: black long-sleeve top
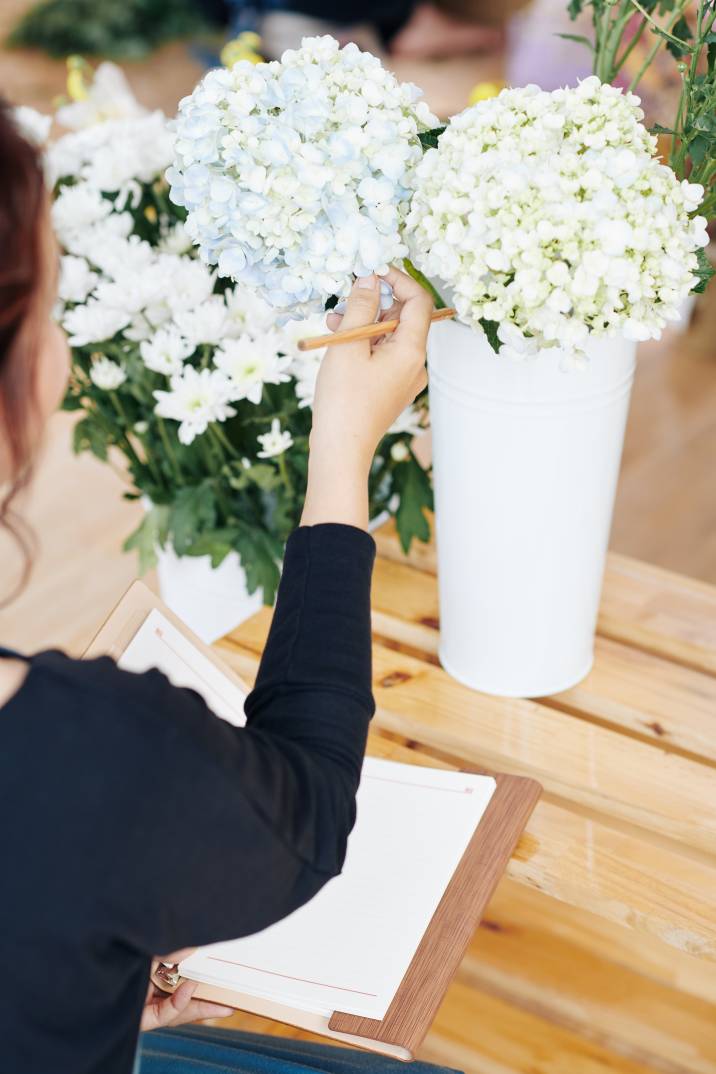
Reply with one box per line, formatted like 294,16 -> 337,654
0,524 -> 376,1074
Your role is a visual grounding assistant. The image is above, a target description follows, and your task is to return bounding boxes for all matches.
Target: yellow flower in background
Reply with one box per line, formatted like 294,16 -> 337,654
220,32 -> 263,69
468,81 -> 502,106
66,56 -> 92,102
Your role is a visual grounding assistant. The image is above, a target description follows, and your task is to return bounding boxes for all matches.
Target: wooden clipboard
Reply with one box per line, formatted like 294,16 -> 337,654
84,579 -> 250,697
85,580 -> 541,1060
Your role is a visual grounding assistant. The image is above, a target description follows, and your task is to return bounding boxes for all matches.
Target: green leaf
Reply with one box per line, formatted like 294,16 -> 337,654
123,505 -> 169,574
393,456 -> 433,554
665,14 -> 693,58
403,258 -> 448,309
479,318 -> 501,354
688,133 -> 710,166
567,0 -> 585,19
650,122 -> 678,136
691,247 -> 715,295
168,483 -> 217,555
184,529 -> 238,569
555,32 -> 594,51
233,527 -> 283,603
72,417 -> 109,461
418,126 -> 447,150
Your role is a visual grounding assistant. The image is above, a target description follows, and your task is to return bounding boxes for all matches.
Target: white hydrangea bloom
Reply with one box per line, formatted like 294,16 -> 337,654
89,356 -> 127,390
257,418 -> 294,458
154,366 -> 236,444
58,255 -> 98,304
406,77 -> 707,353
214,333 -> 293,404
168,35 -> 438,314
63,301 -> 130,345
140,328 -> 195,375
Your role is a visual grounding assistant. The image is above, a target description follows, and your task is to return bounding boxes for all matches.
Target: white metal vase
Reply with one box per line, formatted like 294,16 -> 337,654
427,319 -> 637,698
156,545 -> 264,645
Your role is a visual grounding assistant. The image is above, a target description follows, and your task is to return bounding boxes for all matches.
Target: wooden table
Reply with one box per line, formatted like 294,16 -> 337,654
215,523 -> 716,1074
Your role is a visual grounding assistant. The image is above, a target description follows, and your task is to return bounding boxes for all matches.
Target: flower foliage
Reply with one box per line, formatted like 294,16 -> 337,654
167,35 -> 438,315
406,77 -> 708,354
40,66 -> 431,601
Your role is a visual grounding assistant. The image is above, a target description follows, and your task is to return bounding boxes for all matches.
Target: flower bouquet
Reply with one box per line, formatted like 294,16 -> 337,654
166,31 -> 710,693
39,62 -> 433,639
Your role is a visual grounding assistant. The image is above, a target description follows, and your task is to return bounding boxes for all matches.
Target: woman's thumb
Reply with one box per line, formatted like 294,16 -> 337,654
338,274 -> 380,330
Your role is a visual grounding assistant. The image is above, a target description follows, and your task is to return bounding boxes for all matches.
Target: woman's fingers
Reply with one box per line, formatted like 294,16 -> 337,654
141,979 -> 234,1031
379,267 -> 434,353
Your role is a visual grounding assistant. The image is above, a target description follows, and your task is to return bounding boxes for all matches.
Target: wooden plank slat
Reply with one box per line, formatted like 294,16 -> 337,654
464,884 -> 716,1074
369,556 -> 716,764
373,522 -> 716,677
216,635 -> 716,960
420,982 -> 668,1074
224,613 -> 716,859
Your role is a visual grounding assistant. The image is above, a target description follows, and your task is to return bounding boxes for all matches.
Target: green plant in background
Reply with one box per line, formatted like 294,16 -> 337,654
8,0 -> 219,59
568,0 -> 716,286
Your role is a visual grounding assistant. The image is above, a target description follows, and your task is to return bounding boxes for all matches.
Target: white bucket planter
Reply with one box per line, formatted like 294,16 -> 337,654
427,319 -> 636,697
156,545 -> 264,644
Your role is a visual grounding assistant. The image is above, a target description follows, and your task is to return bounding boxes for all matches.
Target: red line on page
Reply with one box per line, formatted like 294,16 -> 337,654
206,957 -> 378,997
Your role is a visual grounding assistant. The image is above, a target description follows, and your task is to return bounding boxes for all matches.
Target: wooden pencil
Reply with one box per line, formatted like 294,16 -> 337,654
297,306 -> 457,351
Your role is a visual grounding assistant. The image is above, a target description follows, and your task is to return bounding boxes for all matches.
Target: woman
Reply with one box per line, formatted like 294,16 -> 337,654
0,104 -> 450,1074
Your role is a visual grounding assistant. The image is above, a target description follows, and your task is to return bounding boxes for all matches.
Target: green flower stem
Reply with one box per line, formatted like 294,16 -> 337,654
108,392 -> 146,473
210,423 -> 240,458
157,417 -> 183,483
612,14 -> 648,76
277,452 -> 294,497
627,0 -> 691,92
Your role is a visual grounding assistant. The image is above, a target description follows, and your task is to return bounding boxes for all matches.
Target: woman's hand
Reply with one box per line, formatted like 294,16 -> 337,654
141,953 -> 234,1032
301,266 -> 432,530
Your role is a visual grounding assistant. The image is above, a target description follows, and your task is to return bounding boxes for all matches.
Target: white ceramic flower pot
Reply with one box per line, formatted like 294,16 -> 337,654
156,545 -> 264,644
427,319 -> 636,697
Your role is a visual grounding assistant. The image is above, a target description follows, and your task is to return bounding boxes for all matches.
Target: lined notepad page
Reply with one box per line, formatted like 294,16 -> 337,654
181,758 -> 496,1021
118,609 -> 247,726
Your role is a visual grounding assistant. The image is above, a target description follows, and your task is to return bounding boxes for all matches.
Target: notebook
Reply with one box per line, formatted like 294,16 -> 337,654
86,581 -> 541,1061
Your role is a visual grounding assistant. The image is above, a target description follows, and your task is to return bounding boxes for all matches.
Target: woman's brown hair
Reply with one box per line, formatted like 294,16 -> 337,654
0,101 -> 48,596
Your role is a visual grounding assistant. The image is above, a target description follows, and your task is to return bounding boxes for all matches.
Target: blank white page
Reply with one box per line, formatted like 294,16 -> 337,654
118,609 -> 247,726
181,757 -> 495,1021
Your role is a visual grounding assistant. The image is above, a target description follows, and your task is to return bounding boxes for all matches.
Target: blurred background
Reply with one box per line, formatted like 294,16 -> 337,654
1,0 -> 715,655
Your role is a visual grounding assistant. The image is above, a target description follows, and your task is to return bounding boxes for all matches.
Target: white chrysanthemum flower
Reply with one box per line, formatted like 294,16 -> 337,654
63,301 -> 130,345
49,109 -> 173,195
224,288 -> 277,339
162,256 -> 217,317
173,295 -> 230,347
406,77 -> 706,353
58,255 -> 98,305
157,221 -> 194,256
390,441 -> 410,462
13,105 -> 52,146
140,328 -> 194,375
291,351 -> 323,408
214,333 -> 293,404
277,313 -> 328,360
56,63 -> 147,130
257,418 -> 294,458
168,35 -> 438,314
89,356 -> 127,390
389,404 -> 425,436
52,183 -> 113,244
153,366 -> 236,445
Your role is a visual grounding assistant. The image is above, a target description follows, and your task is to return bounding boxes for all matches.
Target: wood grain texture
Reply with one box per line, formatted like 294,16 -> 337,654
328,773 -> 541,1052
223,611 -> 716,860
